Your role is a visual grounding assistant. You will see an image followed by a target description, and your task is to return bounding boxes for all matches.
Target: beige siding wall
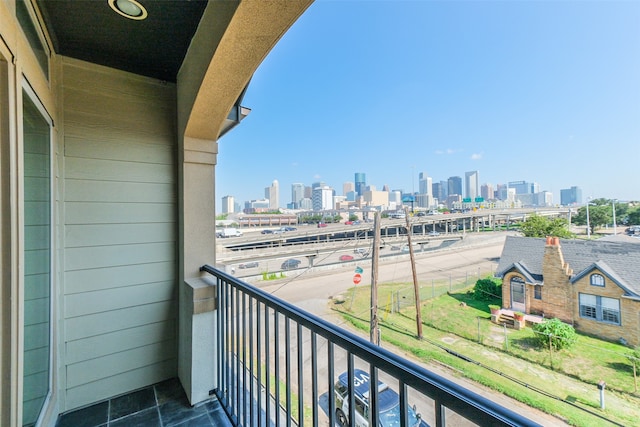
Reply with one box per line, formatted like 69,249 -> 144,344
61,58 -> 177,410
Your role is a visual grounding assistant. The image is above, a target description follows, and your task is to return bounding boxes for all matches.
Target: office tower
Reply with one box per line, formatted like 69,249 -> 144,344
481,183 -> 494,201
418,172 -> 433,208
560,186 -> 582,205
465,171 -> 479,200
343,181 -> 355,196
508,180 -> 538,195
354,172 -> 366,197
264,179 -> 279,209
312,186 -> 333,210
448,176 -> 462,197
221,195 -> 234,214
291,183 -> 304,208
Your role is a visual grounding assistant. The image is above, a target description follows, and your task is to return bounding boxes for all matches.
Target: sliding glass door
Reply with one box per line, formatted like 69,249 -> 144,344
22,90 -> 51,427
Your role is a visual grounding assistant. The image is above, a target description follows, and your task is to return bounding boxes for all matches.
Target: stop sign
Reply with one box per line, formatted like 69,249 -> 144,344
353,273 -> 362,284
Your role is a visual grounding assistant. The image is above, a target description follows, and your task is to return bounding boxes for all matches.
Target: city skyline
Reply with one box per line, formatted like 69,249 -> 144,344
215,1 -> 639,207
221,170 -> 581,213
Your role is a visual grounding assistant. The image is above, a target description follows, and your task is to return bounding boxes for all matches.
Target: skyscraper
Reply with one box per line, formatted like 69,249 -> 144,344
221,195 -> 234,214
465,171 -> 479,200
354,172 -> 366,197
312,186 -> 333,210
343,181 -> 355,196
560,186 -> 582,205
264,179 -> 279,210
481,183 -> 494,200
448,176 -> 462,197
291,183 -> 304,208
418,172 -> 433,208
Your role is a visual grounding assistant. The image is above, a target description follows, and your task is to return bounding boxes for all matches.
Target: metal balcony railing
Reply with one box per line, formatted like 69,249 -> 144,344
201,264 -> 541,427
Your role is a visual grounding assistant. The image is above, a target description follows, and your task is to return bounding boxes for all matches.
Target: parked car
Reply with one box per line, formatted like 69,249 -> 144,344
354,248 -> 368,255
390,245 -> 401,251
428,230 -> 440,236
334,369 -> 426,427
339,254 -> 354,261
280,259 -> 301,270
238,261 -> 259,269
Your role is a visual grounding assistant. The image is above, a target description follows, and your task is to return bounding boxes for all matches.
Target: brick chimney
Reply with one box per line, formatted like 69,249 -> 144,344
542,237 -> 573,321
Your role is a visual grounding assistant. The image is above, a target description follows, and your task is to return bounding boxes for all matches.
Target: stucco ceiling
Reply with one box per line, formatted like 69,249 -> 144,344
36,0 -> 208,82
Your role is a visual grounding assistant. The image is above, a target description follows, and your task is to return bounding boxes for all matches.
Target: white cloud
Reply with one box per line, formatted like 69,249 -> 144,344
471,152 -> 483,160
435,148 -> 461,155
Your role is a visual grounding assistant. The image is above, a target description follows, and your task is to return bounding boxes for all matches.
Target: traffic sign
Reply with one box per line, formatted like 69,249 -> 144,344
353,273 -> 362,284
355,266 -> 363,274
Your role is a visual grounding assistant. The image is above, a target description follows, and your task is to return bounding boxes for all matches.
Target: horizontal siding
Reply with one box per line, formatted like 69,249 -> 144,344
65,223 -> 175,248
65,359 -> 176,410
67,340 -> 176,388
65,321 -> 176,364
65,300 -> 176,343
64,242 -> 175,271
65,180 -> 175,203
65,202 -> 174,225
64,261 -> 174,295
65,281 -> 174,318
65,157 -> 174,184
65,136 -> 174,164
62,59 -> 178,410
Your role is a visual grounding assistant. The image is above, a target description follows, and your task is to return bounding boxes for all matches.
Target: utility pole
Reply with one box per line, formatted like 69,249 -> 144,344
404,207 -> 423,339
370,211 -> 381,345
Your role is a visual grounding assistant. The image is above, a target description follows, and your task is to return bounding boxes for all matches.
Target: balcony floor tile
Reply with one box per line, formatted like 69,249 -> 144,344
56,379 -> 229,427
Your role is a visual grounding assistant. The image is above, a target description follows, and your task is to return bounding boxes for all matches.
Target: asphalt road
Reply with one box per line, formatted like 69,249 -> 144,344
249,232 -> 569,426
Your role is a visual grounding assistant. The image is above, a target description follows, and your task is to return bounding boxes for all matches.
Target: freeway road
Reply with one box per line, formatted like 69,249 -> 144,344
249,232 -> 569,426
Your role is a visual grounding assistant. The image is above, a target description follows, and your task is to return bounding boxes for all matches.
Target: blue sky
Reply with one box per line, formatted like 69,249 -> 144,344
216,0 -> 640,209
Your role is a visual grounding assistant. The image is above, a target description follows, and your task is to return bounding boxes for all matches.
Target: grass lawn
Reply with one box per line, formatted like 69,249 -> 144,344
333,284 -> 640,427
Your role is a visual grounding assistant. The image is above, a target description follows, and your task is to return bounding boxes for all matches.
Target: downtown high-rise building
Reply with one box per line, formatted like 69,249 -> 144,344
312,186 -> 334,211
418,172 -> 433,208
221,195 -> 234,214
465,171 -> 479,200
481,183 -> 494,200
343,181 -> 355,196
291,183 -> 304,208
264,179 -> 279,209
560,186 -> 582,205
448,176 -> 462,197
354,172 -> 366,197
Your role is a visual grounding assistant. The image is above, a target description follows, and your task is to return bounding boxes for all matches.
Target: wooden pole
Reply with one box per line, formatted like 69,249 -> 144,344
404,207 -> 423,339
370,211 -> 381,345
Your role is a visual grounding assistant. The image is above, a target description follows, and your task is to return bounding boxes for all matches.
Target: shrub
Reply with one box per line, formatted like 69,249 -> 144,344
532,318 -> 577,351
473,278 -> 501,301
628,346 -> 640,370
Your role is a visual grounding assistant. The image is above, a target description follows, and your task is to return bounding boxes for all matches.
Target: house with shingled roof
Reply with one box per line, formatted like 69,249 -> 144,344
496,235 -> 640,346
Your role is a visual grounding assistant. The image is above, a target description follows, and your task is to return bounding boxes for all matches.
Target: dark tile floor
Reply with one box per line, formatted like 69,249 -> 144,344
56,378 -> 233,427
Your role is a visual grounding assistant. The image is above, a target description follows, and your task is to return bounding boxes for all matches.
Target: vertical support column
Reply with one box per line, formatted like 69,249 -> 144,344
178,136 -> 219,405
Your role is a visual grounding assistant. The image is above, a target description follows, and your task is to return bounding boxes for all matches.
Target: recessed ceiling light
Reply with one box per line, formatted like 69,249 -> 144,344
108,0 -> 148,20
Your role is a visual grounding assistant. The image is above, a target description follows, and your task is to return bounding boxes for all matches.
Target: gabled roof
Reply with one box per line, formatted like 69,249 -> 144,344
495,261 -> 542,284
496,236 -> 640,296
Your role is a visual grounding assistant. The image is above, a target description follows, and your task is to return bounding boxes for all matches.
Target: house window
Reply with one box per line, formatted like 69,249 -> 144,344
534,285 -> 542,300
590,274 -> 605,287
579,293 -> 620,325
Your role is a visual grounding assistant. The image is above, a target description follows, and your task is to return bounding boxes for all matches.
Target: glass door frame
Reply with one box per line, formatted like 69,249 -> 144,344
21,79 -> 54,427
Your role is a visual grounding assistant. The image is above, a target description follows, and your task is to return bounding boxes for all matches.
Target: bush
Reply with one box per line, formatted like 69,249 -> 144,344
473,278 -> 502,301
532,318 -> 577,351
628,346 -> 640,370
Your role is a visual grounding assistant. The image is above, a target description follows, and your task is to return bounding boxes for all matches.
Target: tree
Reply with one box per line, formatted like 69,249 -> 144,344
572,204 -> 611,235
627,206 -> 640,226
532,318 -> 577,351
349,213 -> 359,221
520,215 -> 573,238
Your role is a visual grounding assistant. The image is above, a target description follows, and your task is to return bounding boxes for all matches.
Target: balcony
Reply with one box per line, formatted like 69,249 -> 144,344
57,265 -> 540,427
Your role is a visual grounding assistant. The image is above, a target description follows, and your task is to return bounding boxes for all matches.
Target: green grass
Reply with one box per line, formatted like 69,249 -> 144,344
333,284 -> 640,427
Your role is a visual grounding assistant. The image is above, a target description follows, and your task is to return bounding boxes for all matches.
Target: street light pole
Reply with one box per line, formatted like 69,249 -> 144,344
612,200 -> 617,235
586,199 -> 591,239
